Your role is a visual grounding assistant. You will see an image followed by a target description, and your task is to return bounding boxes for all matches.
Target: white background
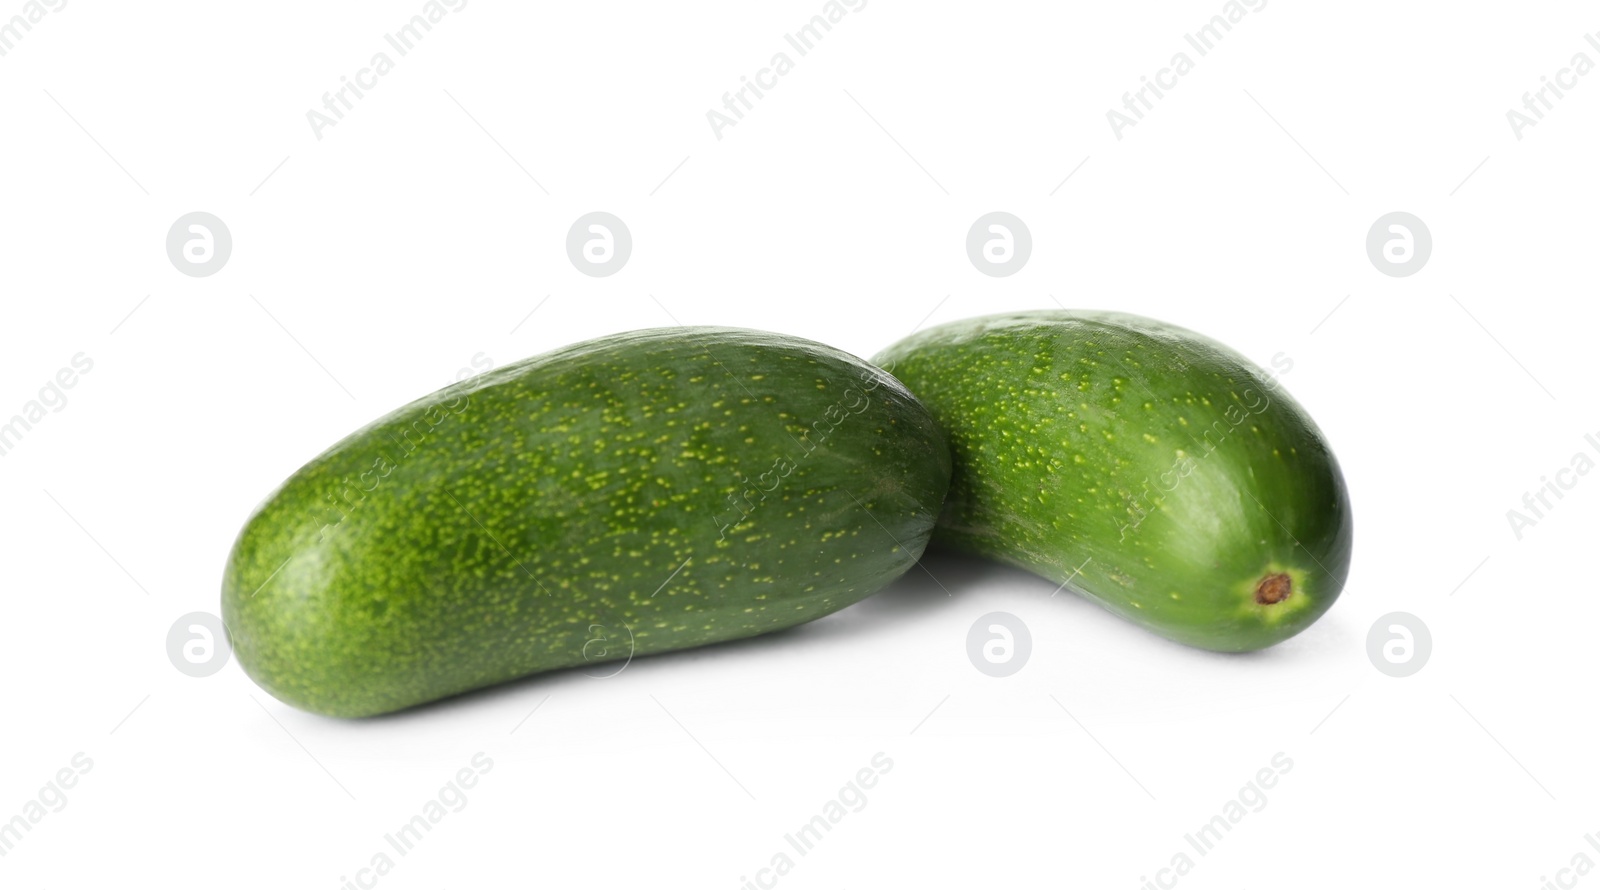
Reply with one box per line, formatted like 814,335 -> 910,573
3,1 -> 1597,886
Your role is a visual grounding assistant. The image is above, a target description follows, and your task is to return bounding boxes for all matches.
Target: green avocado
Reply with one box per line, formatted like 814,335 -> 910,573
223,328 -> 950,716
875,310 -> 1352,651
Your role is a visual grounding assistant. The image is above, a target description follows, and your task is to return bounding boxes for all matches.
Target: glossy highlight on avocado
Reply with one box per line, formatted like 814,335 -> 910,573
222,328 -> 951,717
875,310 -> 1352,652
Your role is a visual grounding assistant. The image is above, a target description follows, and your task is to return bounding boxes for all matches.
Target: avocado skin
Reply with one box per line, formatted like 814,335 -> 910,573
223,328 -> 951,717
875,310 -> 1352,652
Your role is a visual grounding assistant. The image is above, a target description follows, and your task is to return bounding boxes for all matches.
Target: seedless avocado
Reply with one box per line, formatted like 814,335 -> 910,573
875,310 -> 1352,651
223,328 -> 950,717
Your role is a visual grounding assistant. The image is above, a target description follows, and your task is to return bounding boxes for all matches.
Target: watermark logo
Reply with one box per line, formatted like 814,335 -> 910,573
0,752 -> 93,860
712,365 -> 888,540
306,353 -> 493,540
166,611 -> 232,678
1139,751 -> 1293,888
1538,834 -> 1600,890
0,0 -> 67,60
566,212 -> 631,277
305,0 -> 469,141
1105,0 -> 1269,140
739,751 -> 892,889
1366,611 -> 1431,678
1115,352 -> 1293,542
1506,32 -> 1600,141
0,353 -> 93,460
580,623 -> 635,678
166,212 -> 232,277
1506,432 -> 1600,540
705,0 -> 869,141
1366,212 -> 1431,278
966,212 -> 1031,277
966,611 -> 1031,677
339,752 -> 493,889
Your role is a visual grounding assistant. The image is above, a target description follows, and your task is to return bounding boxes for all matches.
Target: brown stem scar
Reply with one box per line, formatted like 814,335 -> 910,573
1255,573 -> 1292,605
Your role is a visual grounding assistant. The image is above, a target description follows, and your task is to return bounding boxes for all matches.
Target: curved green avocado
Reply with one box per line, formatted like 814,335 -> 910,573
223,328 -> 950,717
874,310 -> 1352,651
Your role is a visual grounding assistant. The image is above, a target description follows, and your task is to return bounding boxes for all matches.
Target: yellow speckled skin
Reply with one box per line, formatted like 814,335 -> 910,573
222,328 -> 950,717
876,311 -> 1352,652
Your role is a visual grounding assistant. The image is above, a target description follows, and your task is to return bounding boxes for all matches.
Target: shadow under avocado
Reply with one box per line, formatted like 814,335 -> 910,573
333,543 -> 1326,725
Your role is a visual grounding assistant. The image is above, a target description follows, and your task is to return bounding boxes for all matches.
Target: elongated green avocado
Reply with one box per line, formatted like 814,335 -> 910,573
875,310 -> 1351,651
223,328 -> 950,717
